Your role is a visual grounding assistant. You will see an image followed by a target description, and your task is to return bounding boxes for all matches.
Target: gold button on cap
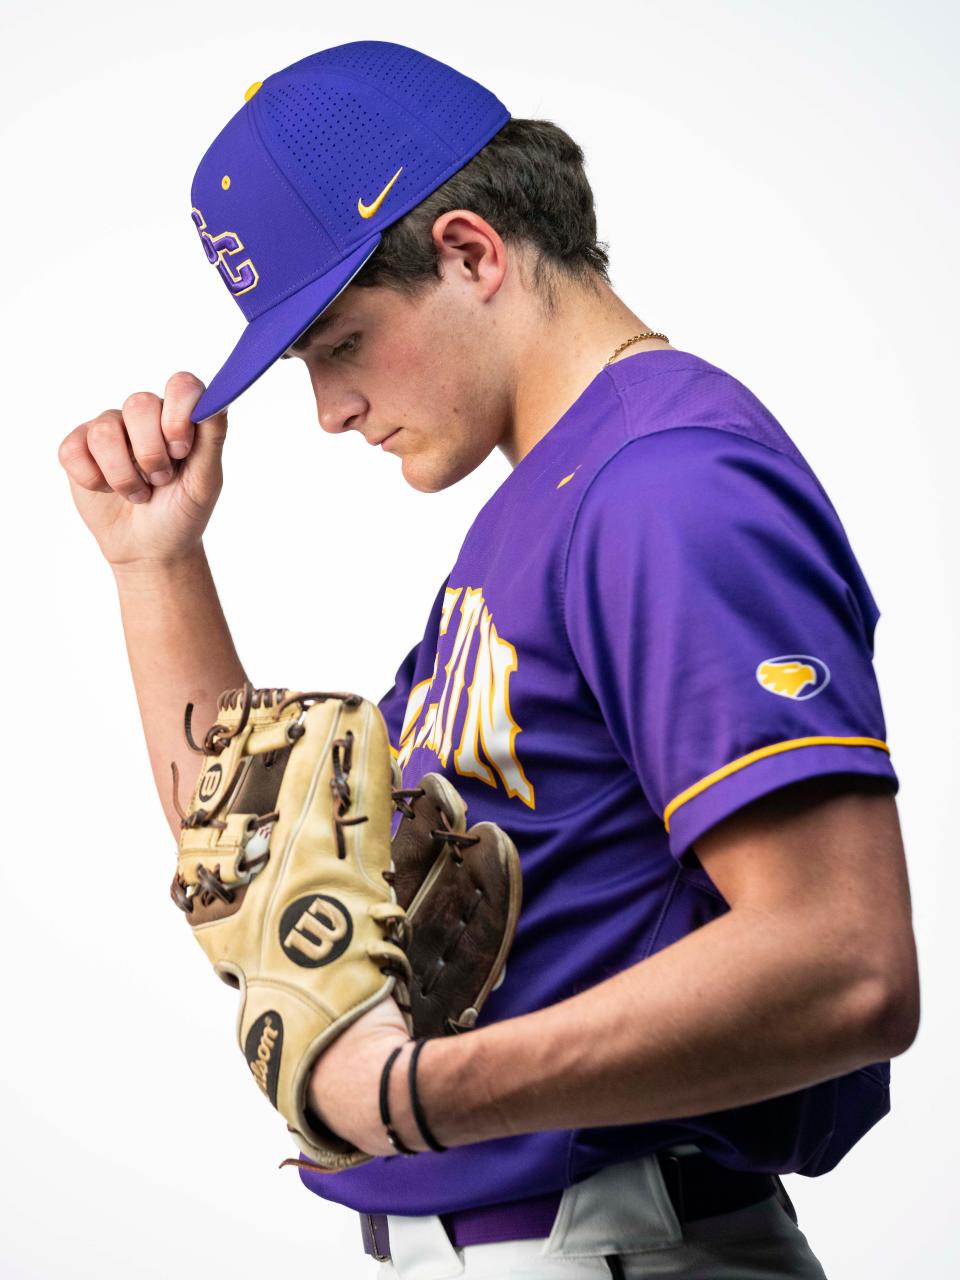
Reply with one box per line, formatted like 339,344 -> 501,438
244,81 -> 262,103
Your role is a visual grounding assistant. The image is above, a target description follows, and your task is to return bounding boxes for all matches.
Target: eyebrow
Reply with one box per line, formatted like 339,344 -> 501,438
283,309 -> 343,357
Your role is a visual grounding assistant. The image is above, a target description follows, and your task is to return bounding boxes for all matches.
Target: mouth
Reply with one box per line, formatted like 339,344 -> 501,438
377,429 -> 401,450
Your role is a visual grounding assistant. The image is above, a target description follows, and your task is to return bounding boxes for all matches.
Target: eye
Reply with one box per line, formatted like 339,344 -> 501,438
330,333 -> 360,358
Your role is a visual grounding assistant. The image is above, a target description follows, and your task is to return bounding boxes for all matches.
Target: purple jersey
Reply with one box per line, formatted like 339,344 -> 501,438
302,348 -> 897,1215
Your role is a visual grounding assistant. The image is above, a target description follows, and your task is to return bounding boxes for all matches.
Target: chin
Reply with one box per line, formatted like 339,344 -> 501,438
399,452 -> 464,494
400,457 -> 446,493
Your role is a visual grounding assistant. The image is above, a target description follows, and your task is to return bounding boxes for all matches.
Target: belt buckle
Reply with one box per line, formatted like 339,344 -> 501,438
359,1212 -> 391,1262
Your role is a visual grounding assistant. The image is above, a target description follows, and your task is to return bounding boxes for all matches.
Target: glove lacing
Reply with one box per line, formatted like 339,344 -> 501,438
170,687 -> 412,979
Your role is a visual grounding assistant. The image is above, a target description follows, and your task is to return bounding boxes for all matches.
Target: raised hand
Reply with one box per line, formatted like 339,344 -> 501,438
58,371 -> 227,568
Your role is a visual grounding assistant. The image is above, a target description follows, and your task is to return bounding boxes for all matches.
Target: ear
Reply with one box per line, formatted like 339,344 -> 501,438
431,210 -> 507,301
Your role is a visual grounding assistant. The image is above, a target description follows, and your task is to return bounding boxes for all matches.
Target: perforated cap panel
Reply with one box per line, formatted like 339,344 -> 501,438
255,43 -> 509,255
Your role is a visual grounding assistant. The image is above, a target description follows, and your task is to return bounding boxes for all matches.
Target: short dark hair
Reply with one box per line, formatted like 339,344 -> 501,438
352,118 -> 609,302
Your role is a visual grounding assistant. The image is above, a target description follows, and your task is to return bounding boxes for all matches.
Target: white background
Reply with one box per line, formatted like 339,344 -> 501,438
2,1 -> 957,1275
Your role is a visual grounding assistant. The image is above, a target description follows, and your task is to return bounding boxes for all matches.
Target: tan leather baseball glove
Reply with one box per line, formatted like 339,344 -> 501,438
169,683 -> 521,1172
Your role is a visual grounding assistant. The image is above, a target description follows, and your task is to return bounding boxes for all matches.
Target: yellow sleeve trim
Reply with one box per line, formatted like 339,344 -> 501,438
663,736 -> 891,832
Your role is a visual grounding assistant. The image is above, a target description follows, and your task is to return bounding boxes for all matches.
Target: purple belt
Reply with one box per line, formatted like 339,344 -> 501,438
359,1151 -> 787,1262
360,1188 -> 561,1260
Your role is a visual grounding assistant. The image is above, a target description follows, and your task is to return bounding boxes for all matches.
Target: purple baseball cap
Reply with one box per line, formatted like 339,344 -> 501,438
188,41 -> 510,424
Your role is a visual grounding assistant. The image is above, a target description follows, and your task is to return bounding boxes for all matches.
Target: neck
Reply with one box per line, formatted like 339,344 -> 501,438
497,276 -> 673,467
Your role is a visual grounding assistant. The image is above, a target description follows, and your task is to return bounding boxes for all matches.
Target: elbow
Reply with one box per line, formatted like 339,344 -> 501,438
877,974 -> 921,1057
854,962 -> 921,1059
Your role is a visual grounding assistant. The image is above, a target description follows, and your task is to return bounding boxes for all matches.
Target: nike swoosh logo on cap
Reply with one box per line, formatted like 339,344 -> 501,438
357,167 -> 403,219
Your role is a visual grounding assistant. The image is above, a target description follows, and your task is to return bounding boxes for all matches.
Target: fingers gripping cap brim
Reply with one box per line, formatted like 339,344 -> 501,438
190,235 -> 381,424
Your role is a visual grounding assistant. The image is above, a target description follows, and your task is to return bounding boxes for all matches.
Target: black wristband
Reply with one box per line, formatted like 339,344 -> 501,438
379,1044 -> 418,1156
408,1036 -> 448,1153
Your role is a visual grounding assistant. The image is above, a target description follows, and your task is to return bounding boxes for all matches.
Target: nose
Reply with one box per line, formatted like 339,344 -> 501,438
315,388 -> 368,435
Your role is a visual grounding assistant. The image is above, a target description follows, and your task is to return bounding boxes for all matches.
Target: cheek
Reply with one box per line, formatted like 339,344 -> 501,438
376,341 -> 425,381
367,342 -> 440,420
371,315 -> 491,443
376,314 -> 444,377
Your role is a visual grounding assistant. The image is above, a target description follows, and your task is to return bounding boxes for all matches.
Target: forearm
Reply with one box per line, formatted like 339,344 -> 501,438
416,903 -> 897,1148
113,547 -> 247,838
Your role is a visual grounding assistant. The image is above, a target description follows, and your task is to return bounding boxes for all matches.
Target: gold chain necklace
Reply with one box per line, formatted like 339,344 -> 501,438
605,331 -> 671,366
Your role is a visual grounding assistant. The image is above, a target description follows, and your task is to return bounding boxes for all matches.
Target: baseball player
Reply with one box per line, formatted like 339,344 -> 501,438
58,41 -> 919,1280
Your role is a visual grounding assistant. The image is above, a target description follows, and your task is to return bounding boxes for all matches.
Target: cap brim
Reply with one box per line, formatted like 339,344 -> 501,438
191,235 -> 381,424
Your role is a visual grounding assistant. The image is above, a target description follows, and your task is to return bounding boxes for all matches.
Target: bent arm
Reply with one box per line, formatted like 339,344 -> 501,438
114,549 -> 247,839
406,779 -> 920,1147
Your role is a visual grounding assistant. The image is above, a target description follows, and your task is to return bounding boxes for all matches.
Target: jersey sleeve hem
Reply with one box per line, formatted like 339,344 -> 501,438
665,739 -> 898,861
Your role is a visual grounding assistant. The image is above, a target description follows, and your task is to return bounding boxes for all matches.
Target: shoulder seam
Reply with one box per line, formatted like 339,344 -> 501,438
605,361 -> 823,484
558,423 -> 824,666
